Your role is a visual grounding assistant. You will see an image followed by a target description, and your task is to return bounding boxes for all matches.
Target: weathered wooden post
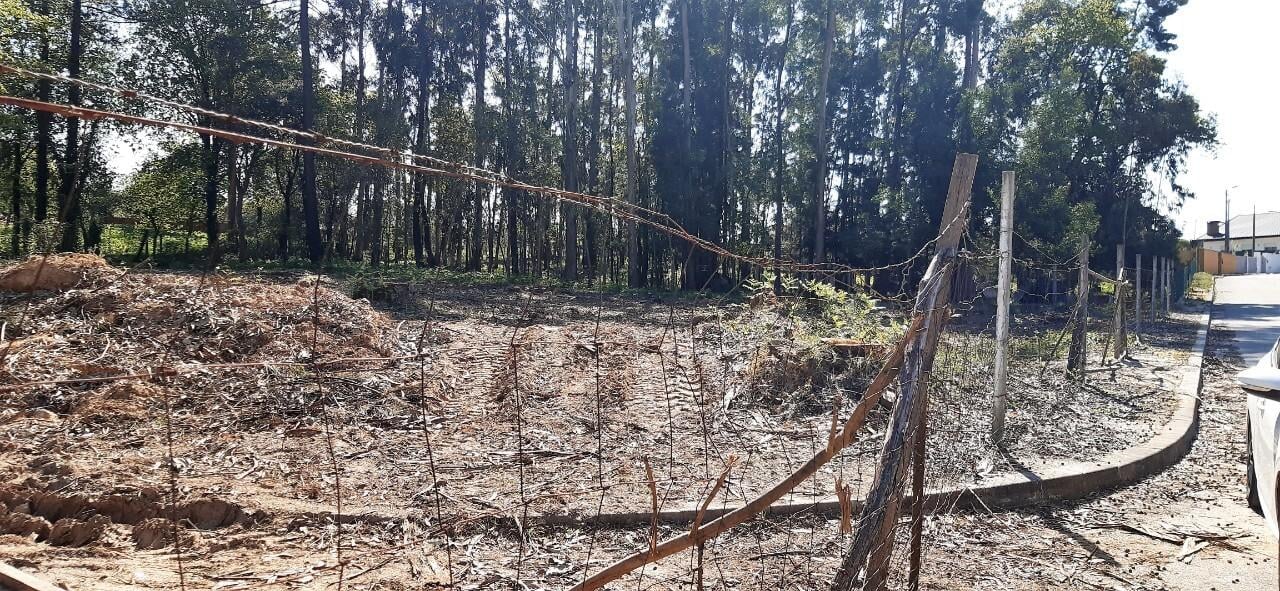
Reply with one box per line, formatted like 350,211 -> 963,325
992,171 -> 1015,444
831,153 -> 977,591
1156,256 -> 1164,318
1068,236 -> 1089,379
1135,253 -> 1142,339
1152,256 -> 1159,319
1113,245 -> 1127,359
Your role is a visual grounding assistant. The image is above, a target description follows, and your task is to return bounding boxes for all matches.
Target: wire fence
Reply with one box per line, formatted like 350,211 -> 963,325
0,65 -> 1199,591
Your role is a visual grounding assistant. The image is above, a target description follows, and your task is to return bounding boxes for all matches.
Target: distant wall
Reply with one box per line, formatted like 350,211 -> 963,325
1198,236 -> 1280,253
1197,248 -> 1240,275
1264,253 -> 1280,274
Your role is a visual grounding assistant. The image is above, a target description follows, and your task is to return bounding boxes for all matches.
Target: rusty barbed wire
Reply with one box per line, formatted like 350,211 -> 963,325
0,64 -> 960,288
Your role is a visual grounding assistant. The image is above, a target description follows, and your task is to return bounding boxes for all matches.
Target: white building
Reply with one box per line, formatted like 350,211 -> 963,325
1195,211 -> 1280,254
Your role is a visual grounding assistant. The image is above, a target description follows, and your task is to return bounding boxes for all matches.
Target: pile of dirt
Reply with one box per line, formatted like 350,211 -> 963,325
0,253 -> 113,293
8,266 -> 394,373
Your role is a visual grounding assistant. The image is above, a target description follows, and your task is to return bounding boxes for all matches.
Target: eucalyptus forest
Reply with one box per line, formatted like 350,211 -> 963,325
0,0 -> 1211,289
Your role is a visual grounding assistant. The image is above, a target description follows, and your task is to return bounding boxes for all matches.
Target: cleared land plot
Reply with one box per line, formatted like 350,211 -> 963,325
0,256 -> 1198,589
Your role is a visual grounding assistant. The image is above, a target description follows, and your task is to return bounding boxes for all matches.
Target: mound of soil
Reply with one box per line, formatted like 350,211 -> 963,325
0,253 -> 112,293
7,267 -> 393,376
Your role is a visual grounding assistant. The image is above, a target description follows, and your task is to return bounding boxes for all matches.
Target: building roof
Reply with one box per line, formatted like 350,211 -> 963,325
1196,211 -> 1280,240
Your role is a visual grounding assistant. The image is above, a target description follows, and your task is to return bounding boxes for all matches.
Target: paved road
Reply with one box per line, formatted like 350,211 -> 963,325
1216,275 -> 1280,360
1110,274 -> 1280,591
1128,274 -> 1280,590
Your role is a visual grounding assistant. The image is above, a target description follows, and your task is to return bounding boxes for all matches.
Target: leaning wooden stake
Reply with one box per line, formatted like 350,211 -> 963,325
568,312 -> 925,591
830,153 -> 977,591
991,171 -> 1015,444
0,563 -> 64,591
570,155 -> 975,591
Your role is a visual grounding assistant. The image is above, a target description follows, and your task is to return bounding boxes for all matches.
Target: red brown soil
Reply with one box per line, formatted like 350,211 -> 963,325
0,253 -> 113,293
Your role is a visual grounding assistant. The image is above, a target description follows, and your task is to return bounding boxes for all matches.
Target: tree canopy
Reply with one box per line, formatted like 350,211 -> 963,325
0,0 -> 1215,291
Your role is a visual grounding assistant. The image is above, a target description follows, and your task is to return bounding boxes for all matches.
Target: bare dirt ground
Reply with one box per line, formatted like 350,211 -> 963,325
0,256 -> 1204,590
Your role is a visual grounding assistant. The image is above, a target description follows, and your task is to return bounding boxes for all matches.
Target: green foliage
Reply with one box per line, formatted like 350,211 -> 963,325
1186,271 -> 1213,301
0,0 -> 44,62
798,279 -> 875,333
118,142 -> 205,230
0,0 -> 1212,293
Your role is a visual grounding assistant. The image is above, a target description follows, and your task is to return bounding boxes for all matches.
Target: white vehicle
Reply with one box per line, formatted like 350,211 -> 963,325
1241,337 -> 1280,538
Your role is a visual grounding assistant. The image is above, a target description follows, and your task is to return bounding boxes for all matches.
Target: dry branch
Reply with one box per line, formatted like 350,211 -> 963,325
566,311 -> 925,591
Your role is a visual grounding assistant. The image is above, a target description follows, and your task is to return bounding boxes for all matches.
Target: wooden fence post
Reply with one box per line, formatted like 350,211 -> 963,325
830,154 -> 977,591
1156,257 -> 1164,318
1135,253 -> 1142,339
1151,255 -> 1158,322
1113,244 -> 1127,359
1067,236 -> 1089,379
992,171 -> 1015,444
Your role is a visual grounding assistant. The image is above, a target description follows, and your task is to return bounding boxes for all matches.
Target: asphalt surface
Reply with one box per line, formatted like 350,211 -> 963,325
1216,275 -> 1280,360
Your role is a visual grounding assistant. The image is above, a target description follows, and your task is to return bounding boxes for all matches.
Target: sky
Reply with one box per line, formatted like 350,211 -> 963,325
1161,0 -> 1280,239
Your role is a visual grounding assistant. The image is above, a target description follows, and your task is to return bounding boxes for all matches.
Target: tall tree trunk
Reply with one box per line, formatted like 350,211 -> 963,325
503,0 -> 522,277
469,2 -> 488,272
811,0 -> 835,264
202,135 -> 222,265
56,0 -> 84,252
238,148 -> 261,260
351,0 -> 369,260
10,141 -> 22,256
885,0 -> 918,191
772,4 -> 795,293
277,150 -> 298,262
34,0 -> 50,227
560,0 -> 580,283
617,0 -> 640,288
585,7 -> 604,283
300,0 -> 323,263
370,180 -> 385,266
226,143 -> 242,260
679,0 -> 693,288
412,16 -> 434,268
962,0 -> 983,90
721,0 -> 737,279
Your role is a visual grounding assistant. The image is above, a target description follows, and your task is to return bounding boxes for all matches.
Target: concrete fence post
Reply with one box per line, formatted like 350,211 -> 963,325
992,171 -> 1015,444
1068,236 -> 1089,380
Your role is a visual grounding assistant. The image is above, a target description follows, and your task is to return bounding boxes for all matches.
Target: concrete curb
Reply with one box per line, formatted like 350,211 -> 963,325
537,310 -> 1214,527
